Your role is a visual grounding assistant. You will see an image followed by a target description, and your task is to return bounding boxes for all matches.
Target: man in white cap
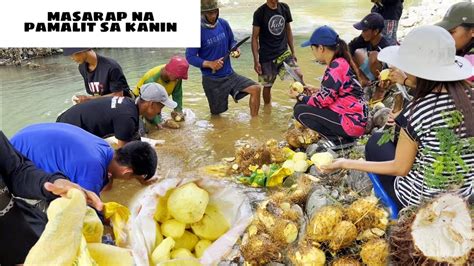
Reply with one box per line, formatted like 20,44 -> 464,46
57,83 -> 177,147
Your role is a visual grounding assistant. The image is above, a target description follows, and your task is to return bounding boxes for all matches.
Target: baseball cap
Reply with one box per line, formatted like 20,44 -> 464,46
436,1 -> 474,31
140,83 -> 178,109
165,56 -> 189,80
62,48 -> 90,56
301,25 -> 339,47
353,13 -> 385,31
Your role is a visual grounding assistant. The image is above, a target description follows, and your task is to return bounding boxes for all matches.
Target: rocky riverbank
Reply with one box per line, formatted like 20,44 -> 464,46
398,0 -> 463,40
0,48 -> 62,67
0,1 -> 464,67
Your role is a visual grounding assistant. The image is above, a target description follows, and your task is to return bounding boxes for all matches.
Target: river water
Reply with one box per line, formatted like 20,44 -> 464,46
0,0 -> 418,205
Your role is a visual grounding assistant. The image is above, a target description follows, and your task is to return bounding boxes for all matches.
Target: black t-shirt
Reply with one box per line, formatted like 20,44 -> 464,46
79,54 -> 131,97
252,2 -> 293,63
348,35 -> 393,56
371,0 -> 404,21
56,96 -> 140,142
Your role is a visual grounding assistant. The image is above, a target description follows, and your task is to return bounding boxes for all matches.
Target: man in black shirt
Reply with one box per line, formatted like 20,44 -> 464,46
57,82 -> 177,147
349,12 -> 392,86
252,0 -> 301,105
0,131 -> 102,265
64,48 -> 131,104
371,0 -> 403,43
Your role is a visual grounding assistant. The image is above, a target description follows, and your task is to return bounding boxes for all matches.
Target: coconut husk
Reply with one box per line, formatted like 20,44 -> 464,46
287,174 -> 315,206
345,197 -> 388,232
306,205 -> 344,243
331,256 -> 362,266
284,125 -> 319,150
360,238 -> 389,266
288,240 -> 326,266
240,233 -> 283,264
329,221 -> 358,252
390,194 -> 474,266
233,144 -> 273,176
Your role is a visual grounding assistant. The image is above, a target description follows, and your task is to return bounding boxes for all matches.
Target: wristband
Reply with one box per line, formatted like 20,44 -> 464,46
403,77 -> 408,86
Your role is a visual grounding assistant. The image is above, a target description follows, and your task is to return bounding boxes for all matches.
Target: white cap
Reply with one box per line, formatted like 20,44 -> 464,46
378,25 -> 471,81
139,83 -> 177,109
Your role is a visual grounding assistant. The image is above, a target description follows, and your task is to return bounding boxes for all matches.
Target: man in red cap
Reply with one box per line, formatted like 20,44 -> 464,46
133,55 -> 189,126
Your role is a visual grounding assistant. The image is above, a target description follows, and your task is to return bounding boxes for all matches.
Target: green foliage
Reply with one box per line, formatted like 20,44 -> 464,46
377,127 -> 395,146
420,111 -> 471,189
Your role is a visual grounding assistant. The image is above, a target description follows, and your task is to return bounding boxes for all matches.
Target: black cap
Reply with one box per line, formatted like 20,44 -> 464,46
62,48 -> 90,56
353,13 -> 385,31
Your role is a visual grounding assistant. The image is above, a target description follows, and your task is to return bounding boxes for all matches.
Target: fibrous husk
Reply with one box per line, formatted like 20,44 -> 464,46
255,201 -> 301,245
287,174 -> 315,206
332,256 -> 362,266
240,233 -> 282,264
234,144 -> 273,176
271,220 -> 299,245
345,196 -> 388,231
356,227 -> 386,242
266,139 -> 287,163
306,205 -> 344,242
284,123 -> 319,149
360,238 -> 389,266
329,220 -> 358,252
390,194 -> 474,266
288,241 -> 326,266
163,119 -> 181,129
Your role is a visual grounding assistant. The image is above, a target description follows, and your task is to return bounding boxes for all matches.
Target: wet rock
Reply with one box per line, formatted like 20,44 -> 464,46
0,48 -> 62,66
305,143 -> 319,157
345,170 -> 372,195
398,0 -> 461,40
305,186 -> 331,218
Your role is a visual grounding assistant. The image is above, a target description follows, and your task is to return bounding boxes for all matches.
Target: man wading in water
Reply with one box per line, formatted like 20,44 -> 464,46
252,0 -> 302,105
186,0 -> 261,117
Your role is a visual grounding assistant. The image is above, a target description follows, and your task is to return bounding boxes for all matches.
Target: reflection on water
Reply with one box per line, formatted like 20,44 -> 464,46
0,0 -> 419,205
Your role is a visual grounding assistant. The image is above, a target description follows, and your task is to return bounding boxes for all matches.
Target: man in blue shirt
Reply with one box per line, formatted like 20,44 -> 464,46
186,0 -> 261,116
10,123 -> 158,196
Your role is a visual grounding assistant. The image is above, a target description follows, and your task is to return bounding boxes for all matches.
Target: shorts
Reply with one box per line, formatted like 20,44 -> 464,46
259,50 -> 299,87
360,57 -> 376,81
202,72 -> 257,115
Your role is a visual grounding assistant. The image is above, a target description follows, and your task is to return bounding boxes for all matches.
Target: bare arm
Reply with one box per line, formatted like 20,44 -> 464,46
325,129 -> 418,176
75,91 -> 124,104
251,26 -> 262,75
286,23 -> 295,58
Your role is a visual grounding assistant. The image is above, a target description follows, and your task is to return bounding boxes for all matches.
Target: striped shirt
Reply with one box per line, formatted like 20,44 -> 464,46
394,93 -> 473,207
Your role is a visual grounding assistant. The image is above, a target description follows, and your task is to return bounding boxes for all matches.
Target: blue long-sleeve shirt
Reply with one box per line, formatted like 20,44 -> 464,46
186,18 -> 237,78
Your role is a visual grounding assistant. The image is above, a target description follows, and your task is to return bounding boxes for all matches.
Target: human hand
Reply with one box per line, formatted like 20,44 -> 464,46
386,109 -> 401,127
73,95 -> 92,104
388,67 -> 407,85
44,179 -> 103,211
359,75 -> 369,87
205,58 -> 224,72
254,61 -> 262,75
288,88 -> 299,99
319,158 -> 347,173
304,84 -> 319,95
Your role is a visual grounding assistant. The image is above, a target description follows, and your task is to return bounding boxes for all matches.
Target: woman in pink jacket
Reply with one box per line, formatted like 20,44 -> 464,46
290,25 -> 368,147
